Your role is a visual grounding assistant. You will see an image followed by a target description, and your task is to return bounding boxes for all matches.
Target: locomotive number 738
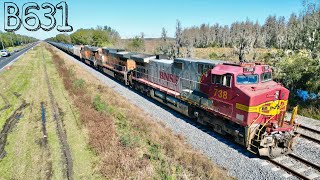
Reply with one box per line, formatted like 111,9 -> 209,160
213,89 -> 228,100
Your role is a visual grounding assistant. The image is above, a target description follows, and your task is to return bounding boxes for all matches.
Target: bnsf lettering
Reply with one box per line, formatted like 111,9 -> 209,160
160,71 -> 178,83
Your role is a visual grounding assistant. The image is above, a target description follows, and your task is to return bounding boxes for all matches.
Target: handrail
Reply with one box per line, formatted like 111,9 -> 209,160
257,114 -> 276,140
247,113 -> 262,143
248,101 -> 288,144
290,106 -> 298,125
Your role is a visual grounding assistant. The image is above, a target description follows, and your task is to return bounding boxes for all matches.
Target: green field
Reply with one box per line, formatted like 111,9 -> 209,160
0,44 -> 99,179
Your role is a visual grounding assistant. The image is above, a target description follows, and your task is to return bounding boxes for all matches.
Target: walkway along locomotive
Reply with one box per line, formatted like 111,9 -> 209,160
48,41 -> 299,158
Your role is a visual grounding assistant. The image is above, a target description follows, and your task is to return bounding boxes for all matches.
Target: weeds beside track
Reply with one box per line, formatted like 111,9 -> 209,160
47,43 -> 232,179
41,47 -> 74,180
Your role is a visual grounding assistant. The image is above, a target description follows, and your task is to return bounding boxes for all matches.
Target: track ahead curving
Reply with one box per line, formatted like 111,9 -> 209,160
41,47 -> 73,180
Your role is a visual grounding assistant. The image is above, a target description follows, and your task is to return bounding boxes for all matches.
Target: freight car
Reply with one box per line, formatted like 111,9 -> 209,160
48,41 -> 299,158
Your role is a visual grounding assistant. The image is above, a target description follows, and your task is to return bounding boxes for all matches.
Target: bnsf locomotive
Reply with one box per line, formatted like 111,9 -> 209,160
48,41 -> 299,158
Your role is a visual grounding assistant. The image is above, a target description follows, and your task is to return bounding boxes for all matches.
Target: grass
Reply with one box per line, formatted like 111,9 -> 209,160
0,44 -> 100,179
6,45 -> 26,53
299,107 -> 320,120
73,78 -> 86,89
194,47 -> 275,61
288,97 -> 320,120
93,95 -> 107,112
47,44 -> 232,179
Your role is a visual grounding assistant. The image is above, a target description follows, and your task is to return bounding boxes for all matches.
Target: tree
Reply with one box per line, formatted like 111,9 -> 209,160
263,15 -> 278,48
276,50 -> 320,92
199,23 -> 210,48
0,33 -> 5,49
156,43 -> 176,59
175,19 -> 183,58
161,27 -> 167,42
230,20 -> 256,61
70,29 -> 93,45
286,13 -> 300,50
126,36 -> 145,52
276,16 -> 287,49
0,31 -> 37,49
56,34 -> 71,43
68,26 -> 120,46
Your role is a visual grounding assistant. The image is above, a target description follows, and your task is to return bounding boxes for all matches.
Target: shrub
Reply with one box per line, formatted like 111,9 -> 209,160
209,52 -> 218,59
73,79 -> 85,89
93,95 -> 107,112
68,66 -> 76,77
126,36 -> 145,52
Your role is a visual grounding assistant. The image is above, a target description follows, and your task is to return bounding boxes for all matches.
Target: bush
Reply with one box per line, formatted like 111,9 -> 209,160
209,52 -> 219,59
73,79 -> 85,89
93,95 -> 107,112
275,51 -> 320,92
126,36 -> 145,52
68,66 -> 76,77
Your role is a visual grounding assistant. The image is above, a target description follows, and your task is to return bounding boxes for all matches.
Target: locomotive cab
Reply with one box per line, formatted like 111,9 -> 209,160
199,62 -> 298,158
202,63 -> 295,158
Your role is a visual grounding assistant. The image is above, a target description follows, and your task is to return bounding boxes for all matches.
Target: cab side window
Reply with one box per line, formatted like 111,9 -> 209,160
223,75 -> 232,88
212,74 -> 232,88
212,75 -> 222,84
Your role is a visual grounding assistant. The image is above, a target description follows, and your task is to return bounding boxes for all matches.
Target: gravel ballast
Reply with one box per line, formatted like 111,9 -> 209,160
52,45 -> 320,180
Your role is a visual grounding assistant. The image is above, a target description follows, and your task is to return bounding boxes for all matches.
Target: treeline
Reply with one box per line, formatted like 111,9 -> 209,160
49,25 -> 120,47
0,32 -> 37,49
157,1 -> 320,94
171,1 -> 320,61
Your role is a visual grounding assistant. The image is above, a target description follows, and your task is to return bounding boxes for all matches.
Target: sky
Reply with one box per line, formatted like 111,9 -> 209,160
0,0 -> 304,40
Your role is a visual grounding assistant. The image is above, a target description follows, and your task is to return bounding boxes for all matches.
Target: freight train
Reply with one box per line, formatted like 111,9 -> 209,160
48,41 -> 299,158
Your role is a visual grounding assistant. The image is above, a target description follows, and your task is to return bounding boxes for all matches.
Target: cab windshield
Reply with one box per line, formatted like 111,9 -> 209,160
237,74 -> 258,84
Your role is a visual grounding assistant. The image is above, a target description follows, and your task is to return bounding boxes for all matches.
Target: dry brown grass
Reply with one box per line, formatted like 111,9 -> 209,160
142,39 -> 276,62
46,45 -> 232,179
194,47 -> 275,61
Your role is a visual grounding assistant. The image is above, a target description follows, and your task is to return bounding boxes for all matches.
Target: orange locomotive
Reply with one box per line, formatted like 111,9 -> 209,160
49,41 -> 299,158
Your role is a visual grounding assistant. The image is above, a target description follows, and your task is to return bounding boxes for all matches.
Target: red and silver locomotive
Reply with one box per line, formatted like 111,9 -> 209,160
49,41 -> 298,158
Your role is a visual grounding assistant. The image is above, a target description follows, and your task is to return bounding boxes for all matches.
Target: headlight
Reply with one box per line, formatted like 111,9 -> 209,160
275,91 -> 279,100
273,123 -> 279,129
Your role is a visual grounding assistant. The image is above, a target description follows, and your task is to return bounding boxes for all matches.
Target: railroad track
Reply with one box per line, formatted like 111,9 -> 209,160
296,125 -> 320,144
269,153 -> 320,180
268,124 -> 320,179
